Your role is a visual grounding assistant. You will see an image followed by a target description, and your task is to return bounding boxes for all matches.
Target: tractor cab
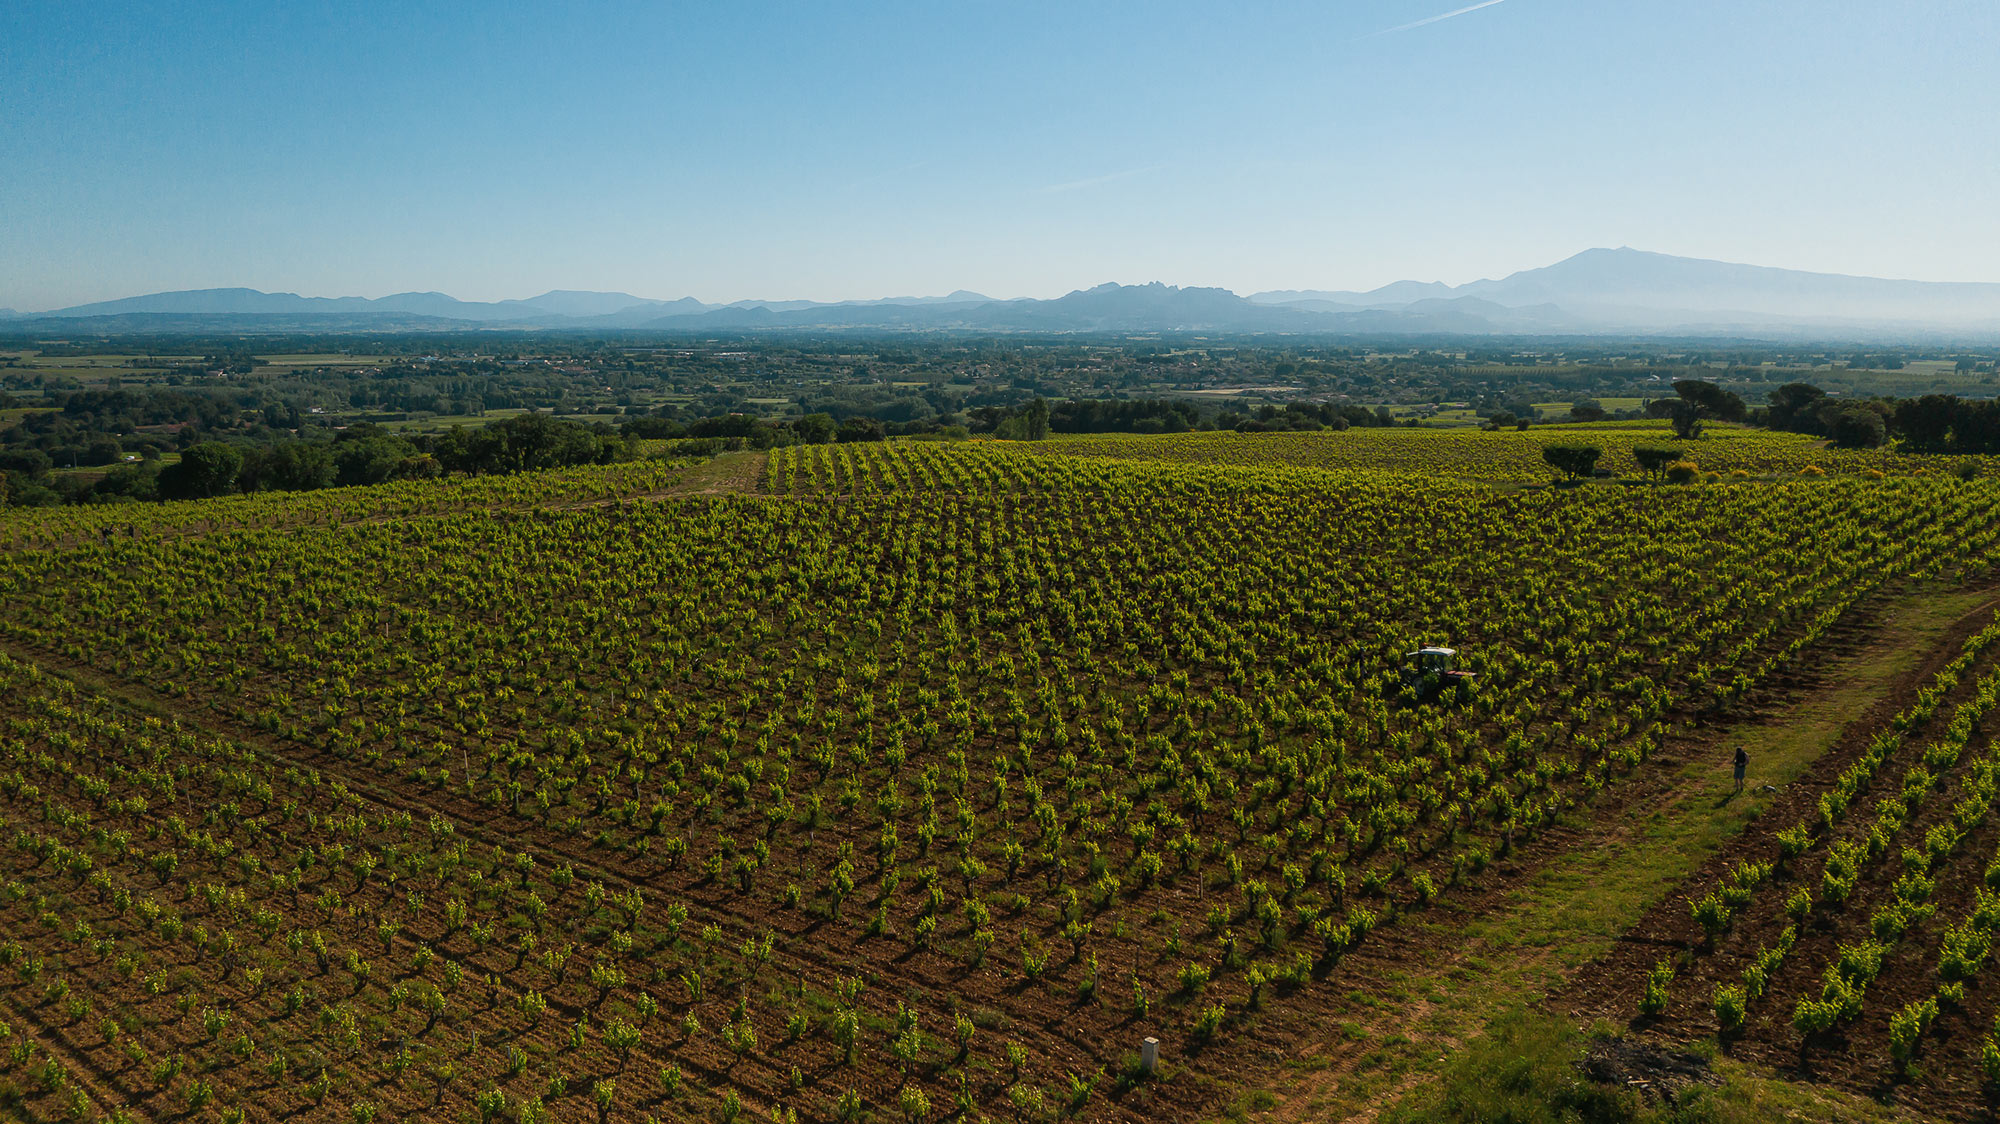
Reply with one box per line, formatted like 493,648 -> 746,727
1404,646 -> 1476,701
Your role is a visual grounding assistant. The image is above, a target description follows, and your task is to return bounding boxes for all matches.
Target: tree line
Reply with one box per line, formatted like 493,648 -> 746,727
1763,383 -> 2000,454
1,413 -> 631,506
10,377 -> 1999,507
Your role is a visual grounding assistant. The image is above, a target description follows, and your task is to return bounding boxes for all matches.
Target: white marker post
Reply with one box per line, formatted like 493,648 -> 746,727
1141,1037 -> 1159,1076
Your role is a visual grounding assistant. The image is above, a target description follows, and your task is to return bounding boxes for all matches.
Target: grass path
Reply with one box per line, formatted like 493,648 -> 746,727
1249,585 -> 2000,1123
658,449 -> 769,495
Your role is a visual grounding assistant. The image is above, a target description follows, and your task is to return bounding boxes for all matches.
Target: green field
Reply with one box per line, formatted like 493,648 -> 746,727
3,412 -> 2000,1124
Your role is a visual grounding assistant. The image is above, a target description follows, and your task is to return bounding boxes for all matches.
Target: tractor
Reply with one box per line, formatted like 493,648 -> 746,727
1403,646 -> 1476,703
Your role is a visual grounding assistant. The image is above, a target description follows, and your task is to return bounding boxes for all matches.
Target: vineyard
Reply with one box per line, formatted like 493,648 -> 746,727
1,426 -> 1998,1121
1022,426 -> 2000,481
0,459 -> 696,555
1560,600 -> 2000,1115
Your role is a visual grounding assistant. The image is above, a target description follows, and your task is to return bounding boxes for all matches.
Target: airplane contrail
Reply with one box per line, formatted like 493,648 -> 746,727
1373,0 -> 1509,36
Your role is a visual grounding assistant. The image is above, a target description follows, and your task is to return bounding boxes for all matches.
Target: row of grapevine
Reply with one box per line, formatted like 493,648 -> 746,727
1626,606 -> 2000,1105
0,655 -> 1072,1123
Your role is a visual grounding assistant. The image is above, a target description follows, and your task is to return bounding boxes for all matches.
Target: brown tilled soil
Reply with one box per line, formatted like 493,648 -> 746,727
0,621 -> 1785,1124
1,577 -> 1988,1124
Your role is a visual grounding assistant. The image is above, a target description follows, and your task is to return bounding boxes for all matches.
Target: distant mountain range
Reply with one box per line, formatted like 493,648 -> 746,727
9,249 -> 2000,338
7,287 -> 999,329
1247,248 -> 2000,334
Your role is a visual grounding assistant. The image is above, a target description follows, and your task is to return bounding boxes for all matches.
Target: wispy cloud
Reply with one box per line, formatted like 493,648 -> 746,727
1039,164 -> 1166,194
1370,0 -> 1509,37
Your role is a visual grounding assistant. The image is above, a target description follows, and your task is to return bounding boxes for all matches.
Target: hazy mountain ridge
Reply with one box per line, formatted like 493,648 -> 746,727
9,250 -> 1999,337
1248,248 -> 2000,333
7,287 -> 1008,329
23,288 -> 663,322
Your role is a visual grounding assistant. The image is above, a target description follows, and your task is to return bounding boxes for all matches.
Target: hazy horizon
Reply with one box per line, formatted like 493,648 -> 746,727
15,243 -> 2000,318
5,1 -> 1998,310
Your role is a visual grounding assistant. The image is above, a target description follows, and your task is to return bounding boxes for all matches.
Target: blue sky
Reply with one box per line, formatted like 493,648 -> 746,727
2,1 -> 1996,309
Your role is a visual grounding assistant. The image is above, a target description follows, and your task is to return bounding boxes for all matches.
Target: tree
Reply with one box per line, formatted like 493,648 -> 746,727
793,413 -> 837,444
1954,399 -> 2000,454
836,416 -> 886,443
84,462 -> 158,502
1893,395 -> 1956,450
1632,446 -> 1683,482
0,449 -> 54,483
1765,382 -> 1828,434
332,435 -> 428,486
434,413 -> 621,475
1022,397 -> 1051,441
1541,443 -> 1602,481
242,442 -> 337,492
1650,380 -> 1746,439
994,399 -> 1051,441
1830,406 -> 1888,449
621,414 -> 686,440
158,442 -> 243,499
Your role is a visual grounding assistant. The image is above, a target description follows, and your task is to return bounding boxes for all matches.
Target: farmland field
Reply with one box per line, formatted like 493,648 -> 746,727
2,427 -> 1999,1122
1025,426 -> 2000,481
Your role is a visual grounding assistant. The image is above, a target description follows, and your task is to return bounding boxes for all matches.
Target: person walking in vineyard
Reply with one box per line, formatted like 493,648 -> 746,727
1733,746 -> 1748,794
